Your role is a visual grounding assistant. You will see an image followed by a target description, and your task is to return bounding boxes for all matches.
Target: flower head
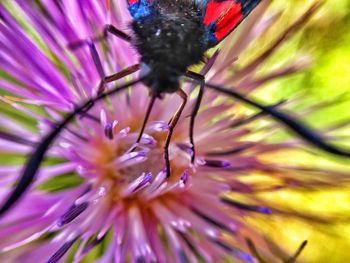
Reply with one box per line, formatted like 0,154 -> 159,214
0,1 -> 349,262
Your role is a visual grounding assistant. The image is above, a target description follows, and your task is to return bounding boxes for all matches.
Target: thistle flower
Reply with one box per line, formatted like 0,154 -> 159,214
0,1 -> 349,263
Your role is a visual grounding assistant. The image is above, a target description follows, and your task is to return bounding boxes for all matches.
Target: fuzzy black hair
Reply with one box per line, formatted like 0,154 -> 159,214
130,1 -> 206,94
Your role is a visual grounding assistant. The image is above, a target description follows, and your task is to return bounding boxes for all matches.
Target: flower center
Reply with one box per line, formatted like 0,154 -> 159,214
70,120 -> 191,199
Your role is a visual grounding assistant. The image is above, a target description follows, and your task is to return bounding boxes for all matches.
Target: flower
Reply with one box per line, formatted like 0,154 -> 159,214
0,1 -> 349,262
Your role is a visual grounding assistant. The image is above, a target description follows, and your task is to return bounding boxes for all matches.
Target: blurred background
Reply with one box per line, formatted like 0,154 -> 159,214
243,0 -> 350,262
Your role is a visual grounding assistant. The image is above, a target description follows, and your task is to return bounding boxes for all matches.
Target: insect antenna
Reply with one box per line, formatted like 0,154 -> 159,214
205,82 -> 350,157
0,77 -> 144,217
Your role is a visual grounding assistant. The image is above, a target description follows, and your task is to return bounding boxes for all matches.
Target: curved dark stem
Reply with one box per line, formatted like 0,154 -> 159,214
136,95 -> 157,143
0,130 -> 36,147
0,78 -> 143,217
205,82 -> 350,158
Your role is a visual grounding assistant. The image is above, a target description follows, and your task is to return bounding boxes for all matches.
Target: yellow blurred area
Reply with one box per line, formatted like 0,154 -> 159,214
247,187 -> 350,262
242,0 -> 350,261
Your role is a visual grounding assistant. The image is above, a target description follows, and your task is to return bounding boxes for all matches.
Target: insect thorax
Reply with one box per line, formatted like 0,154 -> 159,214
130,2 -> 207,95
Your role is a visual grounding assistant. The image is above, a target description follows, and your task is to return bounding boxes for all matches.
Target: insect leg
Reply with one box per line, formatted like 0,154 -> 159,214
0,78 -> 143,217
97,64 -> 140,94
184,70 -> 205,163
87,37 -> 140,94
164,89 -> 188,178
104,24 -> 132,42
136,95 -> 157,143
68,24 -> 131,50
205,82 -> 350,157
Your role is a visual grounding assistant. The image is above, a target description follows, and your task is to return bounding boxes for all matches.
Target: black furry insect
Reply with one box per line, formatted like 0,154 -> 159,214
70,0 -> 264,177
0,0 -> 349,217
129,0 -> 261,95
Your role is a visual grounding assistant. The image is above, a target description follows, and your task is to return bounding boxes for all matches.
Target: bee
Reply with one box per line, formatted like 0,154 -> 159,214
1,0 -> 349,216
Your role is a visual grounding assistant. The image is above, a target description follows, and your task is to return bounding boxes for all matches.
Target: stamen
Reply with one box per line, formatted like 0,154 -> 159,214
82,234 -> 106,254
119,127 -> 131,137
0,130 -> 36,146
191,207 -> 235,234
179,171 -> 189,188
212,239 -> 255,263
136,257 -> 147,263
65,127 -> 88,141
147,121 -> 169,132
177,249 -> 190,263
121,172 -> 153,197
133,172 -> 153,193
116,151 -> 147,166
57,202 -> 89,227
177,143 -> 194,157
203,159 -> 231,168
101,111 -> 117,140
139,134 -> 156,145
87,39 -> 105,79
143,169 -> 167,199
222,198 -> 272,214
46,237 -> 79,263
104,123 -> 114,139
177,231 -> 208,262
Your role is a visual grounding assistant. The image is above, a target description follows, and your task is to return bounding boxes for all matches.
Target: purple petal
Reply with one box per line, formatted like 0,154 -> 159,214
46,237 -> 79,263
133,172 -> 152,193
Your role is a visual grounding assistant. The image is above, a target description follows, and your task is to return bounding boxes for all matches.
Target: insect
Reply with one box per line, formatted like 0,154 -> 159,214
70,0 -> 264,178
1,0 -> 349,217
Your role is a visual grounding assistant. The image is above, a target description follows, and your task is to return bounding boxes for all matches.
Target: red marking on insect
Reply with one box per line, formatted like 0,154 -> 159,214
127,0 -> 139,4
204,1 -> 243,41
